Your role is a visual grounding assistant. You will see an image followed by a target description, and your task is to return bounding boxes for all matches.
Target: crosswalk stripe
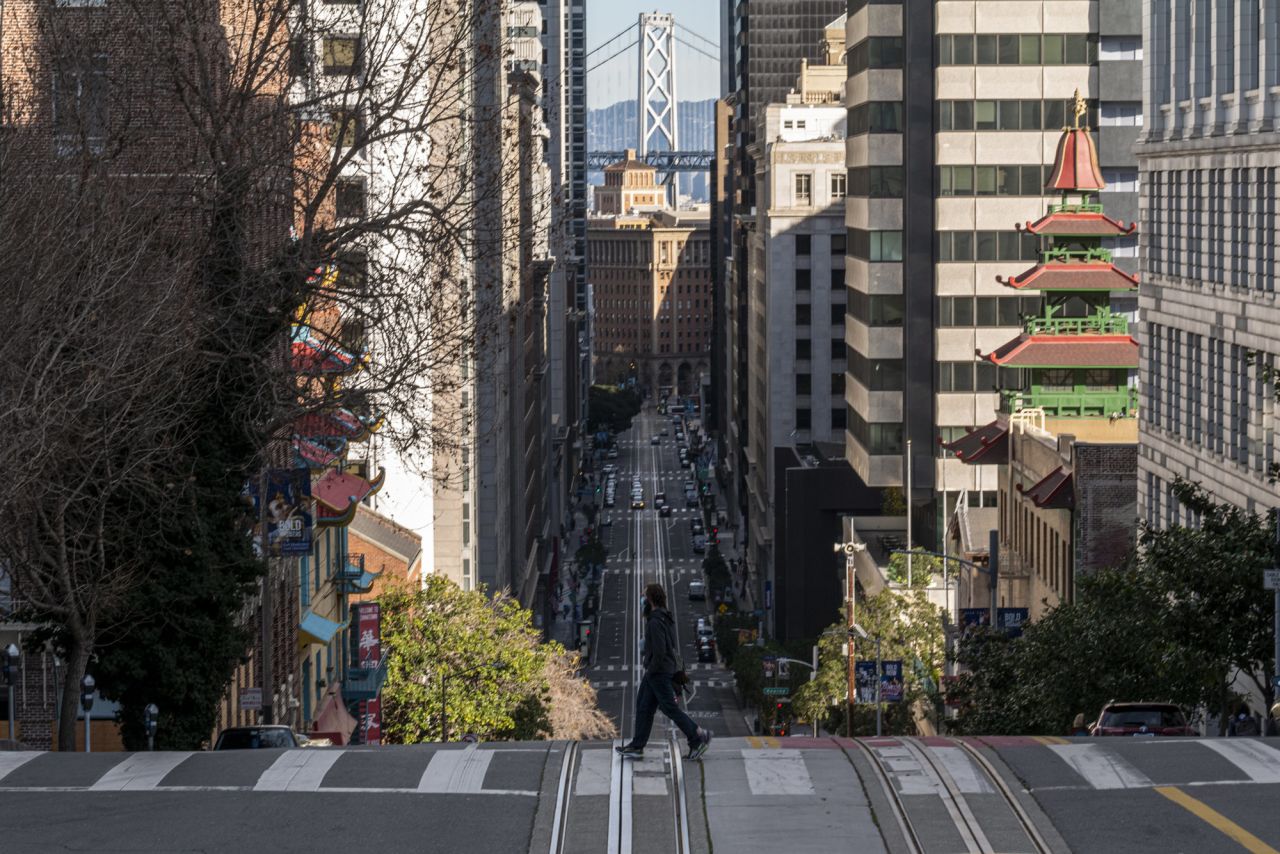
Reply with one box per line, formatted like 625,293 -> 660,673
417,745 -> 493,793
575,749 -> 612,796
254,749 -> 345,791
928,746 -> 993,794
0,752 -> 39,783
1047,743 -> 1153,789
742,749 -> 813,795
91,752 -> 194,791
1200,739 -> 1280,783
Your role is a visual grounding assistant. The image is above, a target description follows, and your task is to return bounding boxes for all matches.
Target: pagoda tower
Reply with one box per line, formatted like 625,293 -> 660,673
985,91 -> 1139,422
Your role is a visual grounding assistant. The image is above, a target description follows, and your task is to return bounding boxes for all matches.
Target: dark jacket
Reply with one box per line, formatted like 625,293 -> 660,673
643,607 -> 680,675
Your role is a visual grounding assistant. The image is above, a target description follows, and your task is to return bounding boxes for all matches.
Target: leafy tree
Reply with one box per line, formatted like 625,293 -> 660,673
702,547 -> 730,591
951,480 -> 1272,735
380,576 -> 608,743
587,385 -> 642,434
885,552 -> 945,587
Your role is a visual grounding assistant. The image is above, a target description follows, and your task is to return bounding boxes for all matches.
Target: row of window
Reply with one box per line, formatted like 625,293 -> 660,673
1145,324 -> 1266,471
935,33 -> 1099,66
937,99 -> 1100,132
793,268 -> 846,291
794,408 -> 846,431
795,338 -> 847,361
848,37 -> 905,74
938,296 -> 1043,327
794,373 -> 847,396
848,407 -> 904,456
938,230 -> 1040,263
939,165 -> 1056,197
795,303 -> 847,327
792,172 -> 847,205
1147,167 -> 1279,291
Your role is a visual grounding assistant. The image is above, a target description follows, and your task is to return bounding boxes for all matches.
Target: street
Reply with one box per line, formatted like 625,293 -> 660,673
585,405 -> 747,744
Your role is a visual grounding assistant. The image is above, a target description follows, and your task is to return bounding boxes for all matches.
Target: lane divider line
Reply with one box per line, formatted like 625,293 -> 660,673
1155,786 -> 1280,854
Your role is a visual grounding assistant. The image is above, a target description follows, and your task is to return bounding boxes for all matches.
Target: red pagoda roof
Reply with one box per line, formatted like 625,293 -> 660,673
1045,127 -> 1105,192
1019,211 -> 1136,237
998,261 -> 1139,291
1018,466 -> 1075,510
940,420 -> 1008,465
986,335 -> 1139,368
314,467 -> 386,527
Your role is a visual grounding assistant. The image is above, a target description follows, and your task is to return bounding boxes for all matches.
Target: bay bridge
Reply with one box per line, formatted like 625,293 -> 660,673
586,12 -> 717,201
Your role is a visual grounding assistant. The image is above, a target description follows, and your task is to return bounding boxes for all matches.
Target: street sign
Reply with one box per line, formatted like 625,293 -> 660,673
239,688 -> 263,711
763,686 -> 790,696
1264,568 -> 1280,590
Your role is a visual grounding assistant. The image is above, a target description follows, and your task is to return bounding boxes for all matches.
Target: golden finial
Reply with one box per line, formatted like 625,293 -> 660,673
1072,88 -> 1087,129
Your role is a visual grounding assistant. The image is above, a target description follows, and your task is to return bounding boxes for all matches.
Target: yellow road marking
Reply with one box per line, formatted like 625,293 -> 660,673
1155,787 -> 1280,854
764,737 -> 780,749
746,736 -> 761,749
1030,736 -> 1068,746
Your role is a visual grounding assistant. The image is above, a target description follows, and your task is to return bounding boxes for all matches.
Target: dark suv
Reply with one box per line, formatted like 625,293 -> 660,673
1090,702 -> 1196,737
213,725 -> 302,750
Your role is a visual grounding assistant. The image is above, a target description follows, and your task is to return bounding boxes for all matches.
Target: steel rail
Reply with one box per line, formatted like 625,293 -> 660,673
842,737 -> 925,853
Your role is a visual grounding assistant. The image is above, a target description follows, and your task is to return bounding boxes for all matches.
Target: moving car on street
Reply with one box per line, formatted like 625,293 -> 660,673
1089,702 -> 1196,737
688,580 -> 706,600
213,726 -> 301,750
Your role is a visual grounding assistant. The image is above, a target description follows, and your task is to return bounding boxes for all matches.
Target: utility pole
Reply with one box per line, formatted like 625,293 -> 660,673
906,439 -> 913,587
1272,509 -> 1279,735
834,539 -> 866,738
875,636 -> 883,738
259,471 -> 274,726
988,529 -> 999,628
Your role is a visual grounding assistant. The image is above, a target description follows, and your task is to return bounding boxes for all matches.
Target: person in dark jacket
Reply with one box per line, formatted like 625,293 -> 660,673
616,583 -> 712,760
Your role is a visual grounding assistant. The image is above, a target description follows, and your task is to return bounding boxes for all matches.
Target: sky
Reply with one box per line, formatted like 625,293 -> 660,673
586,1 -> 721,108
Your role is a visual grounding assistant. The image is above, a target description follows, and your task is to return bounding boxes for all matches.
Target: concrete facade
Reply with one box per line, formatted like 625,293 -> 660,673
844,0 -> 1143,548
1137,0 -> 1280,523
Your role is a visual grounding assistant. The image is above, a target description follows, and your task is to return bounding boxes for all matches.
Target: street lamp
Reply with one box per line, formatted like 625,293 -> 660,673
834,539 -> 867,739
3,644 -> 19,742
80,674 -> 96,753
144,704 -> 159,751
440,662 -> 507,743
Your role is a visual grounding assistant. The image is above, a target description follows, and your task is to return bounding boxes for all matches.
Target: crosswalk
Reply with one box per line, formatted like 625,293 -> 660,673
0,745 -> 545,796
591,679 -> 732,690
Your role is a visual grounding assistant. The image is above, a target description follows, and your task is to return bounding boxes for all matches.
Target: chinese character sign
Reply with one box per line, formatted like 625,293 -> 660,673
351,602 -> 382,745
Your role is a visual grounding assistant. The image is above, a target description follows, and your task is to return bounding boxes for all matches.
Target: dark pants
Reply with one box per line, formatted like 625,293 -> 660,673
627,672 -> 700,748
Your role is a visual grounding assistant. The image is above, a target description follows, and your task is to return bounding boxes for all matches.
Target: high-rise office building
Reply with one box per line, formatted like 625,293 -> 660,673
843,1 -> 1142,547
1137,0 -> 1280,524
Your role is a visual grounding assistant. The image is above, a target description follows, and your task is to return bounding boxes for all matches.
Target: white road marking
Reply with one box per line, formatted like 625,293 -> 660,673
741,749 -> 814,795
873,745 -> 938,795
575,748 -> 613,796
91,752 -> 194,791
254,749 -> 345,791
928,746 -> 994,794
0,752 -> 40,783
417,745 -> 493,793
1048,743 -> 1153,789
1200,739 -> 1280,783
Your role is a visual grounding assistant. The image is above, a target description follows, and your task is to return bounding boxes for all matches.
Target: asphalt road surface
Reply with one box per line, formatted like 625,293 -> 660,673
587,407 -> 747,746
5,735 -> 1280,852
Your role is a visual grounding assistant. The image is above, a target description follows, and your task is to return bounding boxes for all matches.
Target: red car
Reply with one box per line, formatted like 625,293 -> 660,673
1090,702 -> 1196,737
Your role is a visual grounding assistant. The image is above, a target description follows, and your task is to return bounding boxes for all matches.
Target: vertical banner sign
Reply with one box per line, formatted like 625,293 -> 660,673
354,602 -> 382,744
855,661 -> 879,704
252,469 -> 313,555
880,661 -> 904,703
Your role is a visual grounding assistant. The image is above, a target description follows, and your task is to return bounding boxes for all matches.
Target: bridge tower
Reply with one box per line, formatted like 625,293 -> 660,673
637,12 -> 678,201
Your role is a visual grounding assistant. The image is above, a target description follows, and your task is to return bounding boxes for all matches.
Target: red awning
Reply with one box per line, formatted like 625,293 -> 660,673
1045,127 -> 1105,192
940,420 -> 1009,465
1019,466 -> 1074,510
986,335 -> 1139,368
1019,211 -> 1136,237
998,261 -> 1139,292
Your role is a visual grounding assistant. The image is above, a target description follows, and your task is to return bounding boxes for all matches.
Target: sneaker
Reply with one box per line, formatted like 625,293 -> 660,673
615,744 -> 644,757
687,730 -> 712,761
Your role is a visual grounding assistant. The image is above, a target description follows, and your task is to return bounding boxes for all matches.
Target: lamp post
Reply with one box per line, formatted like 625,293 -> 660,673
80,674 -> 95,752
833,539 -> 867,738
441,661 -> 506,743
144,704 -> 159,751
3,643 -> 18,742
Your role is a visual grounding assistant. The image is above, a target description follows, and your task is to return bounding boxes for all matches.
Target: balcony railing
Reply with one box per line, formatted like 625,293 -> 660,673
1040,245 -> 1113,265
1001,387 -> 1138,418
1046,201 -> 1104,215
1023,312 -> 1130,336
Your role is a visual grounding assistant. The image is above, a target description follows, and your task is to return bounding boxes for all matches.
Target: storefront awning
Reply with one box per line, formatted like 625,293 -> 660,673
310,687 -> 357,746
299,610 -> 342,647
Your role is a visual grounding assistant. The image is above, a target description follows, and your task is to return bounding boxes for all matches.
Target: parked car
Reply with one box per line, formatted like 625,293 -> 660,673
650,435 -> 661,445
695,617 -> 714,640
213,726 -> 300,750
660,428 -> 669,436
1090,702 -> 1196,737
607,448 -> 619,459
692,534 -> 707,553
659,504 -> 673,517
654,492 -> 666,507
685,492 -> 699,508
690,519 -> 704,535
688,580 -> 706,600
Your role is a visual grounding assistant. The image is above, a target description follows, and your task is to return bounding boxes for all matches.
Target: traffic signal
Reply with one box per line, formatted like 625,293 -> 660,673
775,702 -> 784,711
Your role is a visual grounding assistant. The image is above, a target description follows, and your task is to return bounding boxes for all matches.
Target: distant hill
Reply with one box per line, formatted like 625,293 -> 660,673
587,98 -> 714,203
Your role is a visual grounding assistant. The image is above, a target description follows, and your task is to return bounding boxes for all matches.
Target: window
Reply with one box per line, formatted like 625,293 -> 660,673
850,102 -> 904,135
831,373 -> 845,394
795,304 -> 811,325
795,234 -> 811,256
794,173 -> 813,206
830,303 -> 846,325
850,229 -> 904,262
795,269 -> 811,290
53,54 -> 108,147
323,36 -> 361,75
830,172 -> 847,200
795,408 -> 812,430
330,109 -> 362,149
850,36 -> 905,72
831,233 -> 847,255
335,178 -> 366,219
831,339 -> 846,361
851,166 -> 904,198
795,339 -> 811,360
870,423 -> 903,455
832,408 -> 847,429
796,374 -> 812,395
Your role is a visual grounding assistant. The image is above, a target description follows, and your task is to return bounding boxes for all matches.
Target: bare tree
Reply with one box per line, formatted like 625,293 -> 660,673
541,647 -> 618,741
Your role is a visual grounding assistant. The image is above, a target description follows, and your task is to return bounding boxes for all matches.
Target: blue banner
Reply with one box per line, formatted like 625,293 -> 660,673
252,469 -> 313,556
880,660 -> 904,703
959,607 -> 1029,638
